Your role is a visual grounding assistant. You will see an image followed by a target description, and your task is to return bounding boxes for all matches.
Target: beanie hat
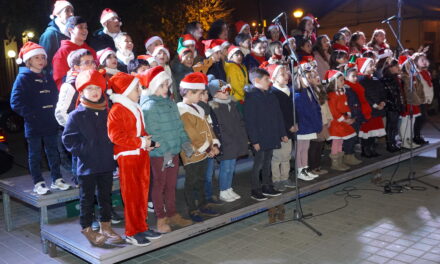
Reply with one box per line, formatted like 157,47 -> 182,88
207,74 -> 231,97
75,69 -> 107,93
107,72 -> 140,97
152,45 -> 170,59
65,16 -> 86,37
16,41 -> 47,65
181,34 -> 196,46
50,1 -> 73,19
264,63 -> 284,81
356,57 -> 374,74
67,48 -> 89,68
202,39 -> 222,58
235,21 -> 249,34
227,45 -> 241,61
100,8 -> 118,25
144,36 -> 163,53
180,72 -> 208,90
97,48 -> 116,66
325,70 -> 343,83
137,66 -> 172,95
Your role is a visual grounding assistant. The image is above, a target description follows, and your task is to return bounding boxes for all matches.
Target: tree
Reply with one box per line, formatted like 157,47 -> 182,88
183,0 -> 233,32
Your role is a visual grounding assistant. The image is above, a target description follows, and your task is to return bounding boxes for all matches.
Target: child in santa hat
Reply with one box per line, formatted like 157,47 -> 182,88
144,36 -> 163,55
357,57 -> 387,157
325,70 -> 357,171
295,36 -> 313,62
266,41 -> 285,65
177,72 -> 221,222
235,21 -> 251,36
139,66 -> 193,233
224,45 -> 249,113
267,24 -> 281,43
243,37 -> 267,73
62,69 -> 123,246
127,57 -> 150,75
97,48 -> 120,78
235,33 -> 252,57
367,29 -> 390,54
11,42 -> 71,195
299,14 -> 320,44
171,47 -> 194,102
107,72 -> 162,246
114,32 -> 135,73
203,39 -> 227,81
331,32 -> 349,54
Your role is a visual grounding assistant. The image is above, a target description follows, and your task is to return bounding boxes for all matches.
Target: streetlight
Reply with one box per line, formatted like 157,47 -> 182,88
251,22 -> 257,27
27,31 -> 35,39
293,9 -> 304,25
7,50 -> 16,59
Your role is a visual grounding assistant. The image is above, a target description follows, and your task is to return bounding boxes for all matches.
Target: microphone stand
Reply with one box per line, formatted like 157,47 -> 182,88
267,17 -> 322,236
383,17 -> 438,190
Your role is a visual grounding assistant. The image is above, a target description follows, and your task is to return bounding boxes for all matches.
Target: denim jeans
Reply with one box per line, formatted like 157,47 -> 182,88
219,159 -> 237,191
251,149 -> 273,191
27,134 -> 61,184
204,157 -> 215,199
57,129 -> 71,170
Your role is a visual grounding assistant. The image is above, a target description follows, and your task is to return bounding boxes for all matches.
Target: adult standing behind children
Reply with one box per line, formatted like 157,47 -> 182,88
89,8 -> 122,51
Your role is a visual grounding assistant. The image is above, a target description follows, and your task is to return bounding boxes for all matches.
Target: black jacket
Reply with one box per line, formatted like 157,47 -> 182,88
207,61 -> 227,82
270,87 -> 295,139
358,75 -> 387,117
381,74 -> 404,113
89,29 -> 116,52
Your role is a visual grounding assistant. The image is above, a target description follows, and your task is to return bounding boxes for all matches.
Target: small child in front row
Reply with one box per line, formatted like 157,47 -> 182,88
62,70 -> 123,247
97,48 -> 120,78
10,42 -> 71,195
207,75 -> 249,202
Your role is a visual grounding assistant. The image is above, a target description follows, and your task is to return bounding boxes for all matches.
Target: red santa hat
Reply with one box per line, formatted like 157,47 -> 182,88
137,66 -> 172,95
218,39 -> 230,49
398,55 -> 410,67
356,57 -> 374,74
138,54 -> 157,65
299,56 -> 317,71
227,45 -> 241,61
268,24 -> 279,32
281,36 -> 295,46
264,63 -> 284,81
181,34 -> 196,46
97,48 -> 116,66
144,36 -> 163,53
235,21 -> 250,34
16,41 -> 47,65
107,72 -> 140,97
75,69 -> 107,93
302,13 -> 320,28
100,8 -> 119,26
152,45 -> 170,59
50,1 -> 73,19
202,39 -> 222,58
325,69 -> 343,83
180,72 -> 208,90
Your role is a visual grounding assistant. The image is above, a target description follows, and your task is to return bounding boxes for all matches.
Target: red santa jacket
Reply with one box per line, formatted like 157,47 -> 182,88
345,80 -> 372,120
328,90 -> 356,140
107,94 -> 148,160
52,40 -> 97,89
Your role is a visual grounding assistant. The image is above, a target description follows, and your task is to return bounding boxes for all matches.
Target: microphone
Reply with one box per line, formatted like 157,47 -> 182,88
272,12 -> 285,23
381,15 -> 397,24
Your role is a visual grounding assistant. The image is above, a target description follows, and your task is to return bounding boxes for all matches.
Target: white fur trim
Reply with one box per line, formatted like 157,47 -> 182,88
109,93 -> 145,138
122,78 -> 140,97
198,140 -> 210,153
114,149 -> 140,159
359,58 -> 373,74
206,45 -> 221,58
213,138 -> 221,147
337,115 -> 345,122
22,48 -> 47,63
140,136 -> 148,149
177,102 -> 205,119
152,46 -> 170,59
180,81 -> 205,90
270,65 -> 283,81
146,71 -> 172,95
297,133 -> 317,140
221,41 -> 230,48
358,128 -> 386,139
145,36 -> 163,51
239,24 -> 249,33
100,12 -> 118,25
328,71 -> 343,82
328,132 -> 356,140
268,25 -> 278,32
51,1 -> 73,19
183,39 -> 196,46
98,49 -> 116,65
227,47 -> 240,61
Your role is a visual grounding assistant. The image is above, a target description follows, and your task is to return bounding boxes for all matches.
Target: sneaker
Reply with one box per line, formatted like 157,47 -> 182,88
148,202 -> 154,213
262,185 -> 282,197
91,220 -> 100,231
305,167 -> 318,179
227,188 -> 241,200
199,207 -> 220,217
142,229 -> 162,240
297,168 -> 313,181
250,190 -> 268,201
33,181 -> 50,195
282,179 -> 296,188
206,197 -> 224,206
189,211 -> 204,222
311,168 -> 328,175
111,209 -> 123,224
273,181 -> 286,192
50,178 -> 70,191
219,190 -> 235,202
126,232 -> 151,246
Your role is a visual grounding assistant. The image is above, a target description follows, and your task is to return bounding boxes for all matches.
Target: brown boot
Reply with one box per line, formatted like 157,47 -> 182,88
330,153 -> 349,171
276,205 -> 285,221
168,213 -> 193,227
82,227 -> 107,247
99,222 -> 124,244
268,208 -> 277,224
343,153 -> 362,166
157,217 -> 172,233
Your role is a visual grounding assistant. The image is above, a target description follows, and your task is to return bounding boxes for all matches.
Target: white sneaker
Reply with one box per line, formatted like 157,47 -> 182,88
227,188 -> 241,200
50,178 -> 70,191
297,168 -> 313,181
148,202 -> 154,213
34,181 -> 50,195
402,139 -> 420,149
219,190 -> 235,202
304,167 -> 319,179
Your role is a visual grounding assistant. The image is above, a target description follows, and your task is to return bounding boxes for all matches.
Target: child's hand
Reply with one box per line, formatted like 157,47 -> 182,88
344,118 -> 355,125
253,144 -> 261,152
289,125 -> 298,133
213,146 -> 220,156
141,135 -> 153,150
281,136 -> 289,143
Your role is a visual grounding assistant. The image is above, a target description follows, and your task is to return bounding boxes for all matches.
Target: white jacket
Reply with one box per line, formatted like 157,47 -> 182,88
55,82 -> 77,127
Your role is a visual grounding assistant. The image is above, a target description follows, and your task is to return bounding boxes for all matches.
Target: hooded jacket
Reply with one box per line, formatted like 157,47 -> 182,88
39,20 -> 69,74
89,28 -> 117,52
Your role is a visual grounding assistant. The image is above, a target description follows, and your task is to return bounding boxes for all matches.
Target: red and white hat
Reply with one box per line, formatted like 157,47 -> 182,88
180,72 -> 208,90
97,48 -> 116,66
152,45 -> 170,59
325,69 -> 343,82
281,36 -> 295,46
107,72 -> 140,97
16,41 -> 47,65
144,36 -> 163,53
181,34 -> 196,46
299,56 -> 317,71
137,54 -> 157,65
356,57 -> 374,74
50,1 -> 73,19
218,39 -> 230,49
202,39 -> 222,58
138,66 -> 172,95
235,21 -> 250,34
302,13 -> 320,28
264,64 -> 284,81
398,55 -> 410,67
227,45 -> 241,61
75,69 -> 107,93
100,8 -> 118,26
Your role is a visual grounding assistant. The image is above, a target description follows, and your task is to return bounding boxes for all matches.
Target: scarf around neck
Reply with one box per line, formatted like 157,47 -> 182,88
80,95 -> 107,110
103,28 -> 120,39
273,84 -> 290,96
55,17 -> 68,37
116,50 -> 135,66
105,67 -> 120,76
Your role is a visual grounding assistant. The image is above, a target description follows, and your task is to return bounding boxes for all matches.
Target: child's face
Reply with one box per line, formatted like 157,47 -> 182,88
336,75 -> 345,89
185,89 -> 203,104
135,65 -> 149,75
270,29 -> 280,41
105,54 -> 118,69
211,51 -> 221,62
181,52 -> 194,68
76,55 -> 96,72
231,52 -> 243,64
343,32 -> 351,44
252,43 -> 266,56
336,55 -> 348,66
149,60 -> 158,68
336,36 -> 346,46
274,45 -> 283,56
254,75 -> 271,90
242,25 -> 250,35
307,71 -> 321,86
154,80 -> 170,98
117,35 -> 134,52
148,40 -> 162,54
127,83 -> 142,103
301,40 -> 313,54
200,90 -> 209,103
58,6 -> 74,24
155,50 -> 169,66
416,56 -> 429,69
28,54 -> 47,73
357,34 -> 366,46
321,37 -> 330,50
82,85 -> 102,102
70,23 -> 88,42
215,87 -> 230,100
346,71 -> 358,83
274,66 -> 289,85
375,32 -> 385,44
305,20 -> 314,32
193,23 -> 204,40
364,61 -> 376,75
186,44 -> 196,53
240,39 -> 251,50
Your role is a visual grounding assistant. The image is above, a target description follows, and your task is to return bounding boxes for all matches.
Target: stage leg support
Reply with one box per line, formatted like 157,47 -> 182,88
40,206 -> 48,226
48,241 -> 57,257
3,192 -> 12,232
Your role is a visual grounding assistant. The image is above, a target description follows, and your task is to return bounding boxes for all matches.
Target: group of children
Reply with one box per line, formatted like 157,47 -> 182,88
10,2 -> 435,247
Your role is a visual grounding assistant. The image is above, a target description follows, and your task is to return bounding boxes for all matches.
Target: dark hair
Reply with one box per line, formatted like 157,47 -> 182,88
249,68 -> 269,84
70,50 -> 92,67
338,27 -> 352,36
329,50 -> 348,70
184,21 -> 201,35
348,31 -> 365,52
235,33 -> 251,46
362,50 -> 376,59
268,41 -> 282,57
295,36 -> 311,53
298,19 -> 315,34
383,58 -> 399,76
345,67 -> 358,77
332,32 -> 346,44
326,79 -> 337,92
313,35 -> 331,63
127,59 -> 149,73
208,19 -> 227,39
251,37 -> 264,47
65,16 -> 87,37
